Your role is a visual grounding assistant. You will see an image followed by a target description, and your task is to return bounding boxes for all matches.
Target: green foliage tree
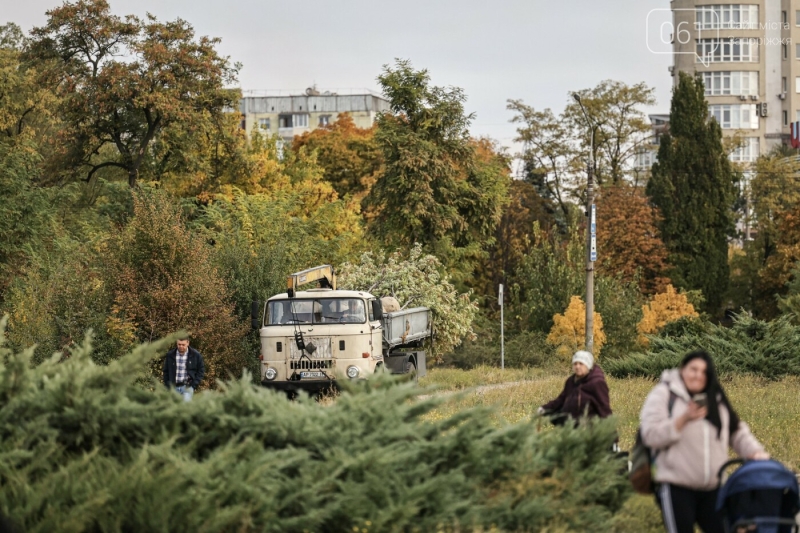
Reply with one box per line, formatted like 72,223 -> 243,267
366,60 -> 508,276
646,72 -> 737,314
27,0 -> 239,187
338,244 -> 478,358
477,178 -> 556,306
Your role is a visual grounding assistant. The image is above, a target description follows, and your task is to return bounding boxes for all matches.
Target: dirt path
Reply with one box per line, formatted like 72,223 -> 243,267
416,380 -> 531,400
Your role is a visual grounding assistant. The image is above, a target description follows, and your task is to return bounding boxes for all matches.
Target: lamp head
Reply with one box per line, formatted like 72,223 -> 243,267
572,93 -> 582,104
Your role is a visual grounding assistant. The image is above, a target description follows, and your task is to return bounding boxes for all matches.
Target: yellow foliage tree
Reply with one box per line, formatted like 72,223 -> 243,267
546,296 -> 606,360
637,284 -> 699,344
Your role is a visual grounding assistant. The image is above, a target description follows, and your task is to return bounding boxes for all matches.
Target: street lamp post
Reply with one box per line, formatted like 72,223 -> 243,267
572,93 -> 595,355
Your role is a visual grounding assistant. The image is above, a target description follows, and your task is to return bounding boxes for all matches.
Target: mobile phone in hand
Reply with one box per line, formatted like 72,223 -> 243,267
692,393 -> 708,408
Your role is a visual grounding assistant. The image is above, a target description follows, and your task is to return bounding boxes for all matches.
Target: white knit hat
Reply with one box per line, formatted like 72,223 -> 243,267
572,350 -> 594,371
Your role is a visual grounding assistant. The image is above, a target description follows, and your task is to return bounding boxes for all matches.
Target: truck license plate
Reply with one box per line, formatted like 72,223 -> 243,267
300,371 -> 325,379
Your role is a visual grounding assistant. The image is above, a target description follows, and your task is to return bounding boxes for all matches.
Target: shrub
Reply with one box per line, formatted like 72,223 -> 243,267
546,296 -> 606,359
606,313 -> 800,380
443,313 -> 556,369
0,320 -> 629,532
637,284 -> 699,345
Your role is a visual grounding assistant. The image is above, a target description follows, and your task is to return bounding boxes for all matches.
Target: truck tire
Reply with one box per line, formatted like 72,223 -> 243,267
405,360 -> 418,384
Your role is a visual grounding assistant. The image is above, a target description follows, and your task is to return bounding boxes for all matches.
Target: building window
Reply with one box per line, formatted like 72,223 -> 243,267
278,115 -> 292,128
708,104 -> 759,129
783,11 -> 788,24
696,5 -> 759,29
796,43 -> 800,59
258,118 -> 271,131
634,150 -> 657,170
697,38 -> 757,63
293,114 -> 309,128
729,137 -> 759,162
796,110 -> 800,122
319,115 -> 331,127
703,71 -> 758,96
796,10 -> 800,25
784,77 -> 788,93
784,43 -> 789,60
796,78 -> 800,94
784,110 -> 789,126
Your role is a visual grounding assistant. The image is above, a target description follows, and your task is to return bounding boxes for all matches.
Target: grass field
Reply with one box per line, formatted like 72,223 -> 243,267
420,366 -> 800,532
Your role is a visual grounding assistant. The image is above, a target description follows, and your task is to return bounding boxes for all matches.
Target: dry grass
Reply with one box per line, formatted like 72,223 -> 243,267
421,367 -> 800,533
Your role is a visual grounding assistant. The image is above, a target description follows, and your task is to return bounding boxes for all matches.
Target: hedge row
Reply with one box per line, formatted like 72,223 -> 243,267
0,320 -> 627,532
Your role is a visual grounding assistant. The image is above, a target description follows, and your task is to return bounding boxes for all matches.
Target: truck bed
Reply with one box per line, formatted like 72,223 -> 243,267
382,307 -> 431,348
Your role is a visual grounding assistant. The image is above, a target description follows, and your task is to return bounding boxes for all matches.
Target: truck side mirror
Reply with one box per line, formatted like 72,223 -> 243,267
250,301 -> 261,330
371,299 -> 383,321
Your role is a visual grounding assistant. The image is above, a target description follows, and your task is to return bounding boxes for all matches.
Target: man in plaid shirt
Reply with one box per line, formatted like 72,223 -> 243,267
163,336 -> 205,401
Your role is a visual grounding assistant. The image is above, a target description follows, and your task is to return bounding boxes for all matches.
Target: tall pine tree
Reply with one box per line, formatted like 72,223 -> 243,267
646,72 -> 737,314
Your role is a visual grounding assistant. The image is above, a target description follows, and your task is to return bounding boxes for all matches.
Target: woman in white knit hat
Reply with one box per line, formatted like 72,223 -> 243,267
537,350 -> 612,426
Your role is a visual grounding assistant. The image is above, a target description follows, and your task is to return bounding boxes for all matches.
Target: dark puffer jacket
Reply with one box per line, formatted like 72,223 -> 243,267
541,365 -> 612,423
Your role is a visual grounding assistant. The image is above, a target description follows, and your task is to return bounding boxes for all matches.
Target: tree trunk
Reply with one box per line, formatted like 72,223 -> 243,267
128,168 -> 138,188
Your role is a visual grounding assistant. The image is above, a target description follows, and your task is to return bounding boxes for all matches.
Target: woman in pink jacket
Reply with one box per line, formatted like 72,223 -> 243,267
640,350 -> 770,533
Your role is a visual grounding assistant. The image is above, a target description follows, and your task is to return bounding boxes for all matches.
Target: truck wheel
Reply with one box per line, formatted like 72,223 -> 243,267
405,360 -> 418,384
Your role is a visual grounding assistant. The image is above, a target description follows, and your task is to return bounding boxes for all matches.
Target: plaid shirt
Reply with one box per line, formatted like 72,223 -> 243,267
176,350 -> 188,384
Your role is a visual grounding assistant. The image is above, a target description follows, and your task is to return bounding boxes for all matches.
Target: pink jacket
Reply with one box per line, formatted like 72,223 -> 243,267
640,369 -> 765,490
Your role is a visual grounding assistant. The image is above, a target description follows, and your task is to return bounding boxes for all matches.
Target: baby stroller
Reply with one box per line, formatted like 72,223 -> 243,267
716,458 -> 800,533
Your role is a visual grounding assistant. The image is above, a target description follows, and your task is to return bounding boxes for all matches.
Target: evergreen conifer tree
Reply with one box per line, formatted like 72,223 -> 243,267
646,72 -> 737,313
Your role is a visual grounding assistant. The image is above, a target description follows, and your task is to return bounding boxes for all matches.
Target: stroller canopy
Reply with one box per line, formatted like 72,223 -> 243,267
716,460 -> 800,512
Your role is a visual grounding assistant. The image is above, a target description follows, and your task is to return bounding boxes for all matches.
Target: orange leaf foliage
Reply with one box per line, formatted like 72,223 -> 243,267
637,284 -> 698,344
595,185 -> 671,294
546,296 -> 606,359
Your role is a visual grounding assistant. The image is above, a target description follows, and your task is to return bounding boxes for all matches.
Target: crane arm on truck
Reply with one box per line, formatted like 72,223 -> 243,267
286,265 -> 336,298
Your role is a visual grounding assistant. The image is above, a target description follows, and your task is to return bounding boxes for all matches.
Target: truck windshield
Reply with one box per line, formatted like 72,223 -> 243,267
268,298 -> 367,325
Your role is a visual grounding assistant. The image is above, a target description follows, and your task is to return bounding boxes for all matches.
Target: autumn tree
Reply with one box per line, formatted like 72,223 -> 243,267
507,101 -> 579,224
27,0 -> 239,188
292,113 -> 382,200
563,80 -> 656,185
105,190 -> 248,385
508,80 -> 656,225
366,60 -> 508,275
646,72 -> 737,313
595,184 -> 670,294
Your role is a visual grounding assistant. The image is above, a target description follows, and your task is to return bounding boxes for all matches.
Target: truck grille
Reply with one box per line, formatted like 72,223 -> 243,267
290,359 -> 334,370
289,337 -> 332,360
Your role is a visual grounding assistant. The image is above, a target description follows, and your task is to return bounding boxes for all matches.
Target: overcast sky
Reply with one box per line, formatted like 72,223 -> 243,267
4,0 -> 673,157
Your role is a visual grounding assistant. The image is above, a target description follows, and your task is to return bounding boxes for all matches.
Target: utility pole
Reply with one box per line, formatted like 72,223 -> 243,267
499,283 -> 504,370
573,94 -> 595,355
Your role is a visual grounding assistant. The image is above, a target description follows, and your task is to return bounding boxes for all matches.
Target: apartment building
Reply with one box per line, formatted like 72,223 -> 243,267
670,0 -> 794,162
239,87 -> 391,141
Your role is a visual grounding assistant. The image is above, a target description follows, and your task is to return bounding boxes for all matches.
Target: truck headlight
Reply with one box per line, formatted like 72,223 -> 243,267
265,367 -> 277,381
346,365 -> 360,379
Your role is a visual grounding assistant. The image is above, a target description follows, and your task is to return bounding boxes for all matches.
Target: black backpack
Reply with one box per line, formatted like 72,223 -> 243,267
629,390 -> 677,494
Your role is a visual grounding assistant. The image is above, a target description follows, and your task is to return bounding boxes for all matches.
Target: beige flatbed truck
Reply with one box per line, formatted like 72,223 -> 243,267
251,265 -> 431,393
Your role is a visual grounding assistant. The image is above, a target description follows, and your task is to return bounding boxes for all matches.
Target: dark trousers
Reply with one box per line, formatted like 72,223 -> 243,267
655,482 -> 724,533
